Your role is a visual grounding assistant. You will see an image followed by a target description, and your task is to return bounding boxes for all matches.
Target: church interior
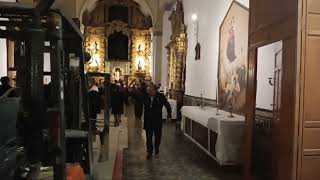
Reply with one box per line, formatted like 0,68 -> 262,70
0,0 -> 319,179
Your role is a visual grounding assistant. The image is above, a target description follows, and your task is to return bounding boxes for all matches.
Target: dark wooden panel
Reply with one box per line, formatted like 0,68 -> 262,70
301,156 -> 320,180
308,0 -> 320,13
185,117 -> 191,136
245,0 -> 299,179
243,49 -> 257,180
304,36 -> 320,122
307,14 -> 320,36
192,121 -> 208,150
276,37 -> 297,180
249,0 -> 298,35
303,128 -> 320,151
210,130 -> 218,156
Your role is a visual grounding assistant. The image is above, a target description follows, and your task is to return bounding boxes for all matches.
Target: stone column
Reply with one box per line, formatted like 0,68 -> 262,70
152,30 -> 163,84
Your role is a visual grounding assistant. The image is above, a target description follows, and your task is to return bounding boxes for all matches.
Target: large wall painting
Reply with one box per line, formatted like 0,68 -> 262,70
218,1 -> 249,114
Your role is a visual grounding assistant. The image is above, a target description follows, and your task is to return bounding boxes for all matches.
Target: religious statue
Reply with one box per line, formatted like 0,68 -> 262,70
92,41 -> 99,54
116,70 -> 120,81
138,60 -> 142,71
138,44 -> 142,53
195,43 -> 201,60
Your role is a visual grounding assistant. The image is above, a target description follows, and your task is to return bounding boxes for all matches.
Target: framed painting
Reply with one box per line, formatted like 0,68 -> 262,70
217,1 -> 249,114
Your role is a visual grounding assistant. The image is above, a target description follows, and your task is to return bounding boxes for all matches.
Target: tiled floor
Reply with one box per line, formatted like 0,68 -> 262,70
122,106 -> 243,180
92,112 -> 128,180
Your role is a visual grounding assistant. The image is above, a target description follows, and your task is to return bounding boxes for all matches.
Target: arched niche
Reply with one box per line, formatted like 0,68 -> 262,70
105,21 -> 131,62
108,32 -> 129,61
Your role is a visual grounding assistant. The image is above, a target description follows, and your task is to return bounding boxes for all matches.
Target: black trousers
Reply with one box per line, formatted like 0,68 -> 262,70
145,126 -> 162,155
134,103 -> 143,118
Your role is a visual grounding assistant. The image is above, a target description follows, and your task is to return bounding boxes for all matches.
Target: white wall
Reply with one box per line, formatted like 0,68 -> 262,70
180,0 -> 249,99
256,41 -> 282,110
160,10 -> 172,90
0,39 -> 7,79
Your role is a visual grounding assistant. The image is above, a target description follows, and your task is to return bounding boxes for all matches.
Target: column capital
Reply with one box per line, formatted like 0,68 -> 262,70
153,30 -> 163,36
150,26 -> 163,36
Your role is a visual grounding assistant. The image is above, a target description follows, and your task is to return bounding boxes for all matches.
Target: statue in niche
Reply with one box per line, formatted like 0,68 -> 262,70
195,43 -> 201,60
138,60 -> 142,71
115,70 -> 120,81
226,17 -> 237,63
92,41 -> 99,54
113,68 -> 122,81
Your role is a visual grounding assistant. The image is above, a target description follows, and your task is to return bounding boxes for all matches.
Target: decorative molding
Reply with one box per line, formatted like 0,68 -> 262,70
167,0 -> 187,102
106,21 -> 131,37
106,20 -> 131,63
84,26 -> 106,73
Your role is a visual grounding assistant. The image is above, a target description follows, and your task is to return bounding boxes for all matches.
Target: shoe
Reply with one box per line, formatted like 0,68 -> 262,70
146,154 -> 152,159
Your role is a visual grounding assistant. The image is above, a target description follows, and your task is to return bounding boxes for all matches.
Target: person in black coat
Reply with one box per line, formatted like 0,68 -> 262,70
111,84 -> 125,126
143,84 -> 172,159
132,84 -> 144,119
88,84 -> 101,130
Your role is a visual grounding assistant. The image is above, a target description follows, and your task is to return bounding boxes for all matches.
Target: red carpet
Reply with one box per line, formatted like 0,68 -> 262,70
112,150 -> 123,180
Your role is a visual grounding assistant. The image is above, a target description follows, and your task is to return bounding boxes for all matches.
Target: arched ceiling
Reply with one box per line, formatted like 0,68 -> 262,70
80,0 -> 153,22
50,0 -> 177,31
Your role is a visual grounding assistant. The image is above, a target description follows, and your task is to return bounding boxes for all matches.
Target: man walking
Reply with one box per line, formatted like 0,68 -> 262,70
144,84 -> 172,159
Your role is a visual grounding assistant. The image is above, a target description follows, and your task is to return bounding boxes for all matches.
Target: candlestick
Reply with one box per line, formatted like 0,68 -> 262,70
216,84 -> 219,105
228,103 -> 234,118
216,84 -> 220,115
200,93 -> 204,109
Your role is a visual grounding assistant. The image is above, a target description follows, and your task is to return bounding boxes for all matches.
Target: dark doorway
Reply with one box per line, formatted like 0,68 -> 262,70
108,32 -> 129,61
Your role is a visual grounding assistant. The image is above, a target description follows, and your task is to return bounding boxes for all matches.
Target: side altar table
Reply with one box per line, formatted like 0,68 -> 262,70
180,106 -> 245,165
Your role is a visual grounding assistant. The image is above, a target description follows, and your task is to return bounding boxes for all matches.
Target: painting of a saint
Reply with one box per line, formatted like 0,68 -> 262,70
226,25 -> 237,63
218,1 -> 249,114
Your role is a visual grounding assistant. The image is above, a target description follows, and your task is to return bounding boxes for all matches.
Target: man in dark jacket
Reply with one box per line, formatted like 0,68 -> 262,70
144,84 -> 172,159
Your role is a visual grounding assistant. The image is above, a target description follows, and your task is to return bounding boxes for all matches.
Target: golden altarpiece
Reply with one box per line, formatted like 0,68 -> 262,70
82,0 -> 152,83
166,1 -> 187,105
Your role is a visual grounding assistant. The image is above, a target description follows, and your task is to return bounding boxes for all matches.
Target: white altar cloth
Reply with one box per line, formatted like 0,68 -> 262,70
180,106 -> 216,128
162,99 -> 177,119
208,111 -> 245,165
180,106 -> 245,165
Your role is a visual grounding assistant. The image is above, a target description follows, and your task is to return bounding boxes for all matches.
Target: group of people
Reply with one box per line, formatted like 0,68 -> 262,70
112,80 -> 171,159
2,76 -> 171,160
88,78 -> 172,159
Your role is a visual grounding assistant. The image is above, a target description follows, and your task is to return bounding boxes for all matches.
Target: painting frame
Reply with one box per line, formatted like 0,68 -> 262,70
217,0 -> 249,115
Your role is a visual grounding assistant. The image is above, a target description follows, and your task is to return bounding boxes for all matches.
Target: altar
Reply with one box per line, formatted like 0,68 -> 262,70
181,106 -> 245,165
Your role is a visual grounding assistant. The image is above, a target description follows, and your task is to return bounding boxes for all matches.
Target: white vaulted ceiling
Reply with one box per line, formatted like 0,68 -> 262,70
58,0 -> 176,30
